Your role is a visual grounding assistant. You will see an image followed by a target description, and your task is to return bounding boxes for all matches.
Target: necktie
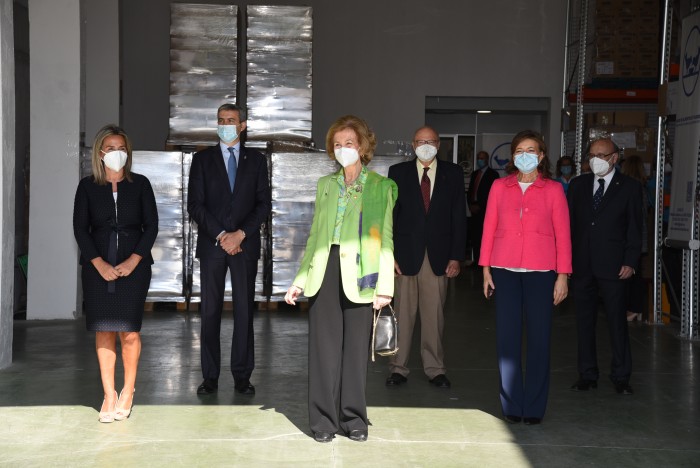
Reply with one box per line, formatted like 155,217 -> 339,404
593,178 -> 605,211
421,167 -> 431,213
227,147 -> 237,192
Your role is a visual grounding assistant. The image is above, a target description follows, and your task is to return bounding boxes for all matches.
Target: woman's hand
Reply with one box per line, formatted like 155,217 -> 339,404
553,273 -> 568,305
91,257 -> 120,282
115,254 -> 142,278
482,266 -> 495,299
285,285 -> 303,305
373,295 -> 392,310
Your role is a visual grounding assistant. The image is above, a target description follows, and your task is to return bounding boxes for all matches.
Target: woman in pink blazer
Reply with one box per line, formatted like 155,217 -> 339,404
480,130 -> 572,425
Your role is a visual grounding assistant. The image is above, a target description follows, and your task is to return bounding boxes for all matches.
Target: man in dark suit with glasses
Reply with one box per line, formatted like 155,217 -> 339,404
567,135 -> 643,395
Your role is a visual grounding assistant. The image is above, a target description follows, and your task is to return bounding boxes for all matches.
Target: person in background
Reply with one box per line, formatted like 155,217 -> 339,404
187,103 -> 271,396
73,124 -> 159,423
621,155 -> 649,322
468,151 -> 499,265
580,154 -> 591,175
568,136 -> 643,396
385,126 -> 467,389
480,130 -> 571,425
555,156 -> 574,194
285,115 -> 397,443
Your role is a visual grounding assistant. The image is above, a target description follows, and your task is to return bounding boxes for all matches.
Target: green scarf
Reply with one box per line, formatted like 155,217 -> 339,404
357,171 -> 397,291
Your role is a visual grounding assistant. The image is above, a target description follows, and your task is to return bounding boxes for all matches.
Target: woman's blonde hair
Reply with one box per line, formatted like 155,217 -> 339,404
91,124 -> 133,185
325,115 -> 377,165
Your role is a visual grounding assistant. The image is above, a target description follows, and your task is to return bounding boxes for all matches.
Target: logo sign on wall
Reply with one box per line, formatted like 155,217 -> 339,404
682,25 -> 700,97
669,12 -> 700,246
479,134 -> 514,177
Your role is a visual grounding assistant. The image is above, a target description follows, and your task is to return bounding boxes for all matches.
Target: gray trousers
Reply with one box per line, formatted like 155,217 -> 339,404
308,245 -> 373,434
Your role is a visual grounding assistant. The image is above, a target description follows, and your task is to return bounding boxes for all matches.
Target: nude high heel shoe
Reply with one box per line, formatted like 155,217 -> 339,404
114,389 -> 135,421
98,390 -> 118,423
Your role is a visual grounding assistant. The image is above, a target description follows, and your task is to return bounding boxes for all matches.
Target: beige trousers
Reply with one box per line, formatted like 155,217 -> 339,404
389,251 -> 448,379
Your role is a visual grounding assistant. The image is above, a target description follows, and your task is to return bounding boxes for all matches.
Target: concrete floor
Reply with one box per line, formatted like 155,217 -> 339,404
1,268 -> 699,467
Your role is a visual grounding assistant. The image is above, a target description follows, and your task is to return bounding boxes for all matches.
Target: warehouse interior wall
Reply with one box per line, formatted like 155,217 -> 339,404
3,0 -> 568,368
119,0 -> 567,156
0,0 -> 16,368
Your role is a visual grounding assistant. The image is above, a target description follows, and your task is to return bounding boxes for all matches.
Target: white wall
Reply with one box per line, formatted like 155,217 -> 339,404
119,0 -> 567,157
26,0 -> 81,320
0,0 -> 16,368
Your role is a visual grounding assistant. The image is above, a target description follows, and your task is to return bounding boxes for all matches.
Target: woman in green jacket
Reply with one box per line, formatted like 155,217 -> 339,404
285,115 -> 397,443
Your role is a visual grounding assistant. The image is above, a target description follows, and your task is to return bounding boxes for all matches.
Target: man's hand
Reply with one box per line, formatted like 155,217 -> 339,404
220,230 -> 245,256
618,265 -> 635,280
445,260 -> 461,278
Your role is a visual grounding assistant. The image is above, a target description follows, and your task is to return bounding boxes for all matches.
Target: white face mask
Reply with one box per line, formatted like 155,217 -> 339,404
334,147 -> 360,168
415,144 -> 437,162
590,157 -> 611,176
102,150 -> 128,172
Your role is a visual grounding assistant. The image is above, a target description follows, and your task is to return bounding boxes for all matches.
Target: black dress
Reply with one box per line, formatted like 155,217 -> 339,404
73,173 -> 159,332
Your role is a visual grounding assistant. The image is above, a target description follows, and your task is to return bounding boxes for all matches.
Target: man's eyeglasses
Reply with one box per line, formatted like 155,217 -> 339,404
587,151 -> 616,160
414,140 -> 437,146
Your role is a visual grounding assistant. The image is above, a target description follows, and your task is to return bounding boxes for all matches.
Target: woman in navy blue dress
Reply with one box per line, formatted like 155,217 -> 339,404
73,125 -> 158,423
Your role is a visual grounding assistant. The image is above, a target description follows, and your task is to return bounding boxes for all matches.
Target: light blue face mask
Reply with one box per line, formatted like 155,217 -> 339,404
217,125 -> 238,143
514,152 -> 539,174
476,159 -> 487,169
561,165 -> 573,176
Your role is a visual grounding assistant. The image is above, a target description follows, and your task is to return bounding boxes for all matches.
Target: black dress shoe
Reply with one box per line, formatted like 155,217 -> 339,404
504,415 -> 522,424
313,431 -> 334,443
429,374 -> 451,388
614,382 -> 634,395
347,429 -> 368,442
385,373 -> 407,386
197,379 -> 218,395
570,379 -> 597,391
234,381 -> 255,395
523,417 -> 542,425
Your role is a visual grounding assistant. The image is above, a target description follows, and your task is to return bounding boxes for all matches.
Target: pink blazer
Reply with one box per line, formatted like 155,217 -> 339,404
479,174 -> 572,273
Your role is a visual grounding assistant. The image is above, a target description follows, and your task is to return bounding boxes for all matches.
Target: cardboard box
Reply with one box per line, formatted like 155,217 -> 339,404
591,112 -> 615,126
615,110 -> 648,127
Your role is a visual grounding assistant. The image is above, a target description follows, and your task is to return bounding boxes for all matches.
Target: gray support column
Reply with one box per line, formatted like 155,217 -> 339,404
26,0 -> 81,320
84,0 -> 119,141
0,0 -> 16,368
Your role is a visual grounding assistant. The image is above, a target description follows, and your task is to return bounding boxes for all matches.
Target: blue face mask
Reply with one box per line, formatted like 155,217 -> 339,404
476,159 -> 487,169
561,165 -> 572,176
217,125 -> 238,143
514,152 -> 539,174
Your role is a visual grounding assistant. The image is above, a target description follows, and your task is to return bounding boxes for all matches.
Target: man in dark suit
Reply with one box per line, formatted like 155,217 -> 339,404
187,103 -> 271,395
385,126 -> 467,388
568,136 -> 642,395
468,150 -> 499,265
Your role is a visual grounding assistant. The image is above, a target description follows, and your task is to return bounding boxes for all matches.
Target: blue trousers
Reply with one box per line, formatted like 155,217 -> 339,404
492,268 -> 555,419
